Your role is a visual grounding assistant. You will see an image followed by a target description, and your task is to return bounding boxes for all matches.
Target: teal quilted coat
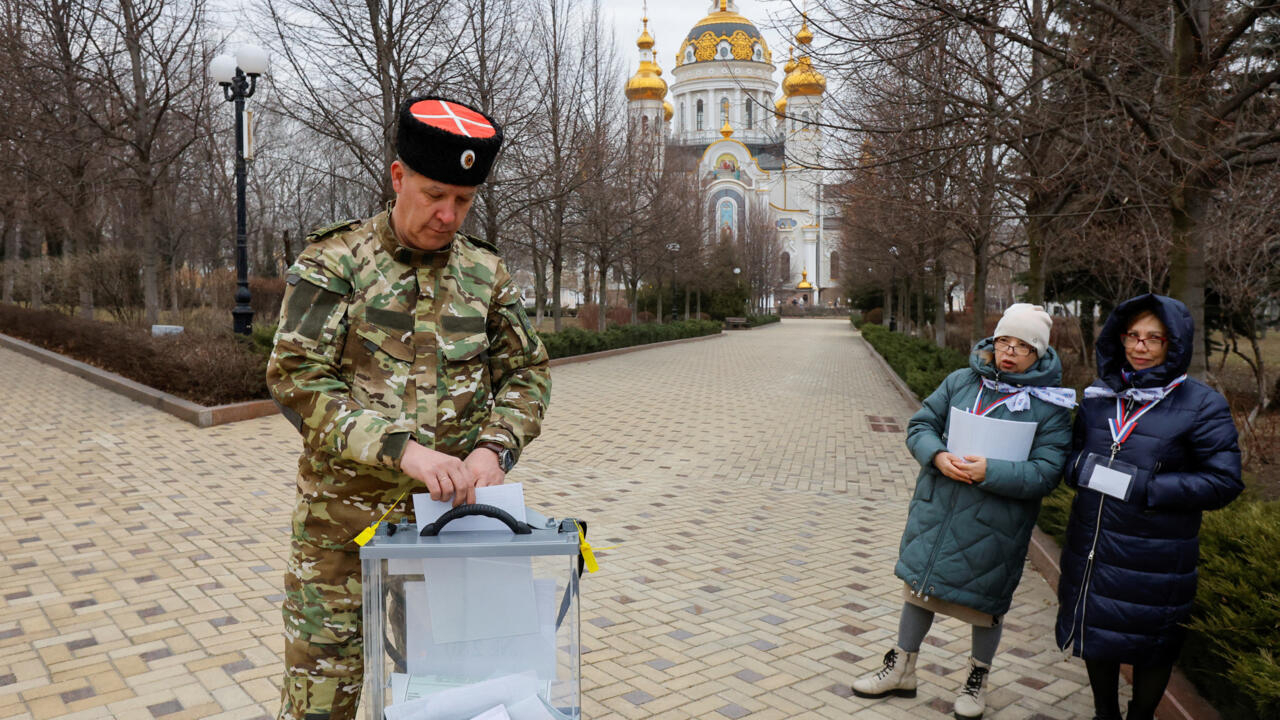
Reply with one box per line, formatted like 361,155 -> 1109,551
894,339 -> 1073,616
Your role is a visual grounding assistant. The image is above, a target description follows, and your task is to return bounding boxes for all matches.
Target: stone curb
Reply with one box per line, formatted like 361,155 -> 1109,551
855,325 -> 1220,720
0,332 -> 277,428
854,329 -> 921,407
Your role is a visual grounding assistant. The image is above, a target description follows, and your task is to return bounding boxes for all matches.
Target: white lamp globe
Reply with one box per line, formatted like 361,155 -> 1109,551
210,54 -> 237,85
236,45 -> 269,76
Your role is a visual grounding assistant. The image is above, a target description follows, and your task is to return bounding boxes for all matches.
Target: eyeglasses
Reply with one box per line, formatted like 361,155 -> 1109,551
1121,333 -> 1167,349
994,340 -> 1035,357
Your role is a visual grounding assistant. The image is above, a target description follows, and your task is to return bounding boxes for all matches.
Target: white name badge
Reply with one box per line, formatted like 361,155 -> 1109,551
1079,452 -> 1140,501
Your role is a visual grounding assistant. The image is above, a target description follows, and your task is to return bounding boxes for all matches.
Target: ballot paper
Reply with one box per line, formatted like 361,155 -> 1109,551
382,671 -> 539,720
414,484 -> 528,534
946,406 -> 1037,462
505,696 -> 562,720
468,706 -> 512,720
403,579 -> 559,682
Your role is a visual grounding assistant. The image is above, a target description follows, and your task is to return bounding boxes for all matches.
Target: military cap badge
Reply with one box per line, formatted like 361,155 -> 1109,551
396,96 -> 504,186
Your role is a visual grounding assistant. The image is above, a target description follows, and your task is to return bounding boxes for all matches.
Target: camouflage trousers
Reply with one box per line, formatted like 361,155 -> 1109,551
278,537 -> 365,720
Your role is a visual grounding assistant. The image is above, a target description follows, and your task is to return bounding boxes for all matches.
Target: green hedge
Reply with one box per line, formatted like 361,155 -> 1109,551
859,323 -> 968,399
747,314 -> 780,327
538,319 -> 722,359
1181,499 -> 1280,720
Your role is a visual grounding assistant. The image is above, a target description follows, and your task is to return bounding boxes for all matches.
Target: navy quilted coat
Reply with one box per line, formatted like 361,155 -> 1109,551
895,339 -> 1072,616
1055,294 -> 1242,662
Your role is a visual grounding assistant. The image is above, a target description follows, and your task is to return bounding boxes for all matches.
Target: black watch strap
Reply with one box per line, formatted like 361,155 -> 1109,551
476,442 -> 515,472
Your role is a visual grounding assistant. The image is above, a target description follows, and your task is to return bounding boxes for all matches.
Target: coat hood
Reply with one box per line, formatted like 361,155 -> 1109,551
969,337 -> 1064,387
1096,293 -> 1194,390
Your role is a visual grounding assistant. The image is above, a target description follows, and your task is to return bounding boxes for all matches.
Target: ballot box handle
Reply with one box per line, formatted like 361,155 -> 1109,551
418,503 -> 533,536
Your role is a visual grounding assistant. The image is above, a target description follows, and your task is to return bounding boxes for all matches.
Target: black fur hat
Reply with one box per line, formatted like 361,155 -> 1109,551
395,96 -> 504,185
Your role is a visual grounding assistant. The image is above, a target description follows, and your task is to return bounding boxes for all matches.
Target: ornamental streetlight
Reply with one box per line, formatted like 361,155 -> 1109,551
210,45 -> 269,335
666,242 -> 680,323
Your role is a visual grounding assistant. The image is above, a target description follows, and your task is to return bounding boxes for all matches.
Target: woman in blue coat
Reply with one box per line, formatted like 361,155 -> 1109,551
853,304 -> 1074,720
1055,294 -> 1242,720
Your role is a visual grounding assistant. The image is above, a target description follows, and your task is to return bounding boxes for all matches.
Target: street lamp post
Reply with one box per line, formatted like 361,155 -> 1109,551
210,46 -> 269,335
666,242 -> 680,323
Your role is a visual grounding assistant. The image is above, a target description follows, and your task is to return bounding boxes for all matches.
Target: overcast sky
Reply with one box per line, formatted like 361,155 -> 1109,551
210,0 -> 801,91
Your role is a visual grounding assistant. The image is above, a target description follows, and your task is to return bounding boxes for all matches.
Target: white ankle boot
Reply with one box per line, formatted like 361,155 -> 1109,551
953,657 -> 991,719
851,647 -> 918,699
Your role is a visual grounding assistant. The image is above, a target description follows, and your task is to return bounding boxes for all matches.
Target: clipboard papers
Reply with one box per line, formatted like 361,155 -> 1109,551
946,406 -> 1036,462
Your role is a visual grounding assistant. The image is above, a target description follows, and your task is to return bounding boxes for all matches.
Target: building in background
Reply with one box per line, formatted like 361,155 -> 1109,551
625,0 -> 842,309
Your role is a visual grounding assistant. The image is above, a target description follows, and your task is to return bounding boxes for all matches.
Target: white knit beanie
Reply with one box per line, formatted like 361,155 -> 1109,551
992,303 -> 1052,357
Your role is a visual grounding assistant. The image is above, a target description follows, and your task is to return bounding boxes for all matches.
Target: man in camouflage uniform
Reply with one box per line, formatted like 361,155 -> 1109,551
267,96 -> 550,720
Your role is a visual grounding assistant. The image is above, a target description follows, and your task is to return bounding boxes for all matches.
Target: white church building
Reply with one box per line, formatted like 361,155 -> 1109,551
625,0 -> 842,308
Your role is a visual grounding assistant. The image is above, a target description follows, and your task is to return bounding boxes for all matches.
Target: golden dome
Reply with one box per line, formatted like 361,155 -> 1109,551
783,55 -> 826,97
797,269 -> 814,289
721,120 -> 733,138
783,46 -> 796,74
626,18 -> 667,102
663,100 -> 673,122
675,0 -> 771,67
637,17 -> 654,50
774,95 -> 788,117
796,16 -> 814,46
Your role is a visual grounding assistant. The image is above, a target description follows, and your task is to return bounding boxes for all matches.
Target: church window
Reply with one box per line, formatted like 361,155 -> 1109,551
720,97 -> 730,125
780,252 -> 791,282
829,250 -> 840,278
717,41 -> 731,59
685,47 -> 695,63
641,115 -> 649,134
718,200 -> 735,238
753,44 -> 763,61
802,111 -> 810,123
696,99 -> 704,130
680,102 -> 685,132
744,100 -> 753,129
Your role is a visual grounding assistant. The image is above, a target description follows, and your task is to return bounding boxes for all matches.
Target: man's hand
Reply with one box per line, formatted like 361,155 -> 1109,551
464,446 -> 506,490
955,455 -> 987,483
401,441 -> 476,506
934,451 -> 974,484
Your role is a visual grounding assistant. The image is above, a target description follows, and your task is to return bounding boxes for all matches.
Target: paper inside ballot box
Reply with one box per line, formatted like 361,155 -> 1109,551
404,579 -> 559,682
383,671 -> 543,720
945,406 -> 1036,462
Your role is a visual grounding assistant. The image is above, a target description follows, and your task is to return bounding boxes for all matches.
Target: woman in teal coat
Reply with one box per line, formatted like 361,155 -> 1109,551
853,304 -> 1074,720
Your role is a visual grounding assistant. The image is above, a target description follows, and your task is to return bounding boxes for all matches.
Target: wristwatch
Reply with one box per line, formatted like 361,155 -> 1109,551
475,441 -> 516,473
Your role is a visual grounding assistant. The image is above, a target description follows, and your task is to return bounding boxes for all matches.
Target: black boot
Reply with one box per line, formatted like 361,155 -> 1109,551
1126,700 -> 1154,720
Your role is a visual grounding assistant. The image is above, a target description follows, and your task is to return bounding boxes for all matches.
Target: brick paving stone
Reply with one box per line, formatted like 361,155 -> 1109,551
0,320 -> 1117,718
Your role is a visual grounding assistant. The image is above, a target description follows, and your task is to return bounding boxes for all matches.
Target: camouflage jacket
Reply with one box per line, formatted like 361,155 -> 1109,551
267,209 -> 550,541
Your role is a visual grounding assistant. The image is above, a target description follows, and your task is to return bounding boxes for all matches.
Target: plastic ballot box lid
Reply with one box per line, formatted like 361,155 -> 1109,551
360,505 -> 582,560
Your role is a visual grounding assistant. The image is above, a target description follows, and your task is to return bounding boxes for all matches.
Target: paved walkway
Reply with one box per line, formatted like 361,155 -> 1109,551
0,319 -> 1105,719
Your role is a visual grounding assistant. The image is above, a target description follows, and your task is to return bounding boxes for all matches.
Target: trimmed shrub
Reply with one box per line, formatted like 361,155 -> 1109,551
747,314 -> 780,327
864,307 -> 884,326
860,323 -> 968,399
538,319 -> 721,359
0,303 -> 267,405
1181,500 -> 1280,720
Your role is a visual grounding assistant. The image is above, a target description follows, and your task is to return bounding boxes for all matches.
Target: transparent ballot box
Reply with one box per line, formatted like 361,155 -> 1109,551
360,504 -> 583,720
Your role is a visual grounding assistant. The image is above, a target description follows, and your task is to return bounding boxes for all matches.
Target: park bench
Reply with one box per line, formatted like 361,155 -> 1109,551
724,316 -> 750,330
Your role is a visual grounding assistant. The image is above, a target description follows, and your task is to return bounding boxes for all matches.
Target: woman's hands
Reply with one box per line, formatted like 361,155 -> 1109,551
934,452 -> 987,484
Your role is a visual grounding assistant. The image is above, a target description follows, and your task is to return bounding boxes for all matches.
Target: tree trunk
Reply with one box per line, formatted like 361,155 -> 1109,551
884,276 -> 894,328
1025,208 -> 1045,305
1164,0 -> 1211,379
656,282 -> 663,325
934,260 -> 946,348
684,289 -> 690,321
1167,184 -> 1209,378
30,228 -> 45,311
596,258 -> 608,332
551,237 -> 563,332
3,219 -> 16,304
282,229 -> 296,270
1080,298 -> 1097,371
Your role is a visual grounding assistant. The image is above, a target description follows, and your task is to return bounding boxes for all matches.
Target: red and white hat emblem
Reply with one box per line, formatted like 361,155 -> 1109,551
409,99 -> 497,139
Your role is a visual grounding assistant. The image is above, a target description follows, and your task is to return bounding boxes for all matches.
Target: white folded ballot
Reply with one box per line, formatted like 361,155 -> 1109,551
385,672 -> 562,720
946,406 -> 1037,462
